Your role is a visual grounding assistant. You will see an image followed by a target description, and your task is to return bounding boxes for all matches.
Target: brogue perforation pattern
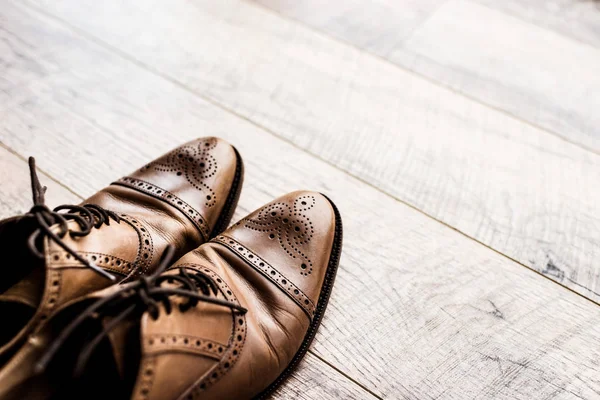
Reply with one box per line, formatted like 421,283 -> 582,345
44,213 -> 153,280
212,235 -> 316,320
134,356 -> 156,400
145,335 -> 227,360
140,138 -> 218,208
49,252 -> 132,276
119,214 -> 154,278
174,264 -> 247,398
113,177 -> 210,241
32,269 -> 62,333
232,195 -> 316,276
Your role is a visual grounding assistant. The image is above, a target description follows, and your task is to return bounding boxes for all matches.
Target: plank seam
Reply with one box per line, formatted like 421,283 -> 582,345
307,350 -> 384,400
0,141 -> 85,201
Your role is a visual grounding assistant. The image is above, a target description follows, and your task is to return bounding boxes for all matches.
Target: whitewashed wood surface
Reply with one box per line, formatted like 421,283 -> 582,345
1,2 -> 600,398
25,0 -> 600,303
396,0 -> 600,152
253,0 -> 600,152
476,0 -> 600,49
0,148 -> 80,214
255,0 -> 600,52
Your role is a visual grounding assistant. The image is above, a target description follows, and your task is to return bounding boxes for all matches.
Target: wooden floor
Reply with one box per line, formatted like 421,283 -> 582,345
1,0 -> 600,398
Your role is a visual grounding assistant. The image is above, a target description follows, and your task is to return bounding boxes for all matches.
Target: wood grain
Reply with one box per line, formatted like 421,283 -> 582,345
27,0 -> 600,302
273,353 -> 378,400
255,0 -> 600,52
2,3 -> 600,398
253,0 -> 600,153
476,0 -> 600,49
252,0 -> 443,58
398,0 -> 600,152
0,147 -> 80,217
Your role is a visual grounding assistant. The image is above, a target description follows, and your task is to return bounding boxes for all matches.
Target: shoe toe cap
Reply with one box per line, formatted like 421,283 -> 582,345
220,191 -> 339,307
121,137 -> 241,238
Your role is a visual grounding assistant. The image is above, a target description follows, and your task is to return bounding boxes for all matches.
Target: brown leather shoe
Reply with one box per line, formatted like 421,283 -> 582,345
27,191 -> 342,400
0,137 -> 243,369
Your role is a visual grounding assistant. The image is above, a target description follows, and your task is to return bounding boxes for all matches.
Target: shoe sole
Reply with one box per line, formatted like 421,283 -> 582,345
210,146 -> 244,239
254,194 -> 343,399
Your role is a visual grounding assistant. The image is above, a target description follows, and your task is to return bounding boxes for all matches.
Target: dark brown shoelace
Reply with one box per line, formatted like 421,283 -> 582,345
26,157 -> 118,281
35,245 -> 247,376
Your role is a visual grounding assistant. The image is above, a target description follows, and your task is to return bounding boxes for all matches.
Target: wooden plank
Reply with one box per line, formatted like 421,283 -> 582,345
255,0 -> 600,52
0,147 -> 80,218
253,0 -> 600,153
252,0 -> 442,58
274,353 -> 378,400
27,0 -> 600,302
476,0 -> 600,49
398,0 -> 600,152
2,3 -> 600,398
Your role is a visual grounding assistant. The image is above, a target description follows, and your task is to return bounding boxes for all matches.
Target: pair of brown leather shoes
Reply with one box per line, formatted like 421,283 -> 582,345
0,138 -> 342,400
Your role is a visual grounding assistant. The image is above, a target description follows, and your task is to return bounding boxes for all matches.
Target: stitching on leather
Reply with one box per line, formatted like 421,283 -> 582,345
113,177 -> 210,241
144,334 -> 227,360
133,356 -> 156,400
212,235 -> 316,321
27,214 -> 153,339
32,267 -> 62,334
44,214 -> 152,280
118,213 -> 154,278
173,264 -> 247,398
48,251 -> 132,274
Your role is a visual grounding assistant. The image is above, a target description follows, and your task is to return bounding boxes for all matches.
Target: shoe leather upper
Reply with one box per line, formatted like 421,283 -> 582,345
125,191 -> 338,400
0,137 -> 241,394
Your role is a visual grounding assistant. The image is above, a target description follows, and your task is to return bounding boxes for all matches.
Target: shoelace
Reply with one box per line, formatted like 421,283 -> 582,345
26,157 -> 118,281
35,245 -> 247,376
